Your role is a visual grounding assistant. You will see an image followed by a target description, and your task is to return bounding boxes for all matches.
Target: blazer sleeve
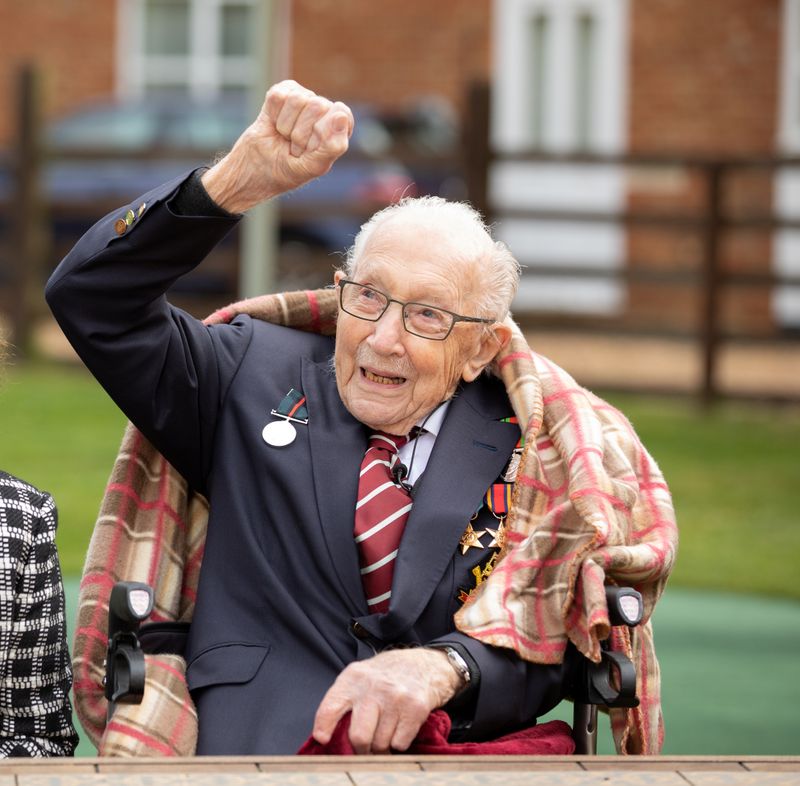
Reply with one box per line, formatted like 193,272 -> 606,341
0,481 -> 78,757
428,631 -> 571,740
45,170 -> 244,492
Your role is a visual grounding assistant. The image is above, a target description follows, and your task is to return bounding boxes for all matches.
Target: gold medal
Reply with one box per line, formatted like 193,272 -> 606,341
459,522 -> 486,554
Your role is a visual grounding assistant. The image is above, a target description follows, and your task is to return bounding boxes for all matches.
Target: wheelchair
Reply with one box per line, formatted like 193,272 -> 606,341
103,581 -> 643,755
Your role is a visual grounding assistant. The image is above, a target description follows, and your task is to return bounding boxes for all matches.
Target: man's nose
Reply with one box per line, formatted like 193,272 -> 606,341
368,302 -> 406,352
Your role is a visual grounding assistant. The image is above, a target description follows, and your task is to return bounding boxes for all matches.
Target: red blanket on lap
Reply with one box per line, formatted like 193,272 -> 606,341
297,710 -> 575,756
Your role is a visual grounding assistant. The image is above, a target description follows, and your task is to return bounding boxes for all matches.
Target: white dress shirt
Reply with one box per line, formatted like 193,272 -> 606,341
396,400 -> 451,487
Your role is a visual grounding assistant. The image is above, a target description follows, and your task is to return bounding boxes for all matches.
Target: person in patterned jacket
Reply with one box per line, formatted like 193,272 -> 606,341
0,341 -> 78,756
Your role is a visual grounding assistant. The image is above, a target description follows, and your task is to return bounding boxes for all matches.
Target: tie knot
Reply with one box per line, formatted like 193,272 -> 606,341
369,431 -> 408,453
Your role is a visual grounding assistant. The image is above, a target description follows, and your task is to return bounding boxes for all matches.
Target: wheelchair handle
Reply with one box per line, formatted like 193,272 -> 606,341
104,582 -> 154,720
605,585 -> 644,627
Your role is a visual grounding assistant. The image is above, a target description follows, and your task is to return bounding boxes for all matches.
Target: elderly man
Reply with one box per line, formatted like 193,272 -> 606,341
46,81 -> 574,755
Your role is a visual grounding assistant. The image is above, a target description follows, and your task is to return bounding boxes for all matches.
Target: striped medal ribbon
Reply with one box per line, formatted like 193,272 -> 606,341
262,388 -> 308,447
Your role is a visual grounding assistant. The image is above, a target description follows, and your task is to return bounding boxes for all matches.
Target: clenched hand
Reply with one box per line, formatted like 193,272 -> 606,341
202,80 -> 354,214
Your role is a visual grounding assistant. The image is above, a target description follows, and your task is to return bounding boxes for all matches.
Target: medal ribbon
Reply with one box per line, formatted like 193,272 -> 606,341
273,388 -> 308,422
485,482 -> 512,517
470,416 -> 522,518
501,415 -> 525,449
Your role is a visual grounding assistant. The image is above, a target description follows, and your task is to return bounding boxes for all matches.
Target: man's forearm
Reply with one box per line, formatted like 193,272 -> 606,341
200,129 -> 282,214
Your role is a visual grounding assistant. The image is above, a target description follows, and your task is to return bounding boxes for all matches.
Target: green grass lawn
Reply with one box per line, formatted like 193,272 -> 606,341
2,360 -> 798,596
608,394 -> 800,600
1,361 -> 126,573
3,359 -> 799,756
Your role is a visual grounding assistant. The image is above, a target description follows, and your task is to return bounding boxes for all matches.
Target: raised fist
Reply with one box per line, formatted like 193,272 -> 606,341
202,80 -> 354,214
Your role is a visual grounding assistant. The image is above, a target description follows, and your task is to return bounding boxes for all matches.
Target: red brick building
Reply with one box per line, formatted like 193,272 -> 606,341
0,0 -> 491,144
2,2 -> 778,152
1,0 -> 796,337
626,0 -> 782,337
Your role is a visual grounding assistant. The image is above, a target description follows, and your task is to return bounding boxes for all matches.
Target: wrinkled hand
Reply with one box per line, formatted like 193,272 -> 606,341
202,80 -> 353,213
312,648 -> 463,754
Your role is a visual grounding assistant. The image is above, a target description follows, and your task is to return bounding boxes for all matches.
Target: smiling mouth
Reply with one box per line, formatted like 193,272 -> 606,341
362,368 -> 407,386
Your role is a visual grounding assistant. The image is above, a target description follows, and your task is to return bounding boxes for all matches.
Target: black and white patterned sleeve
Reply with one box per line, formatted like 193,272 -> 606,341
0,473 -> 79,757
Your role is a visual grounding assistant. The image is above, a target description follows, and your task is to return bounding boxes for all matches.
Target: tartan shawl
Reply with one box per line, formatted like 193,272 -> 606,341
73,288 -> 677,756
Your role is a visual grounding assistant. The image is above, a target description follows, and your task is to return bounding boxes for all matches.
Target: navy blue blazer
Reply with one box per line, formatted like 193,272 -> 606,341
46,173 -> 569,754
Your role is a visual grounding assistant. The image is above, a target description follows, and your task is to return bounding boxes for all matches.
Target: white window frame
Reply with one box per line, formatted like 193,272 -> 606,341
491,0 -> 630,315
116,0 -> 256,100
773,0 -> 800,327
492,0 -> 629,154
779,0 -> 800,152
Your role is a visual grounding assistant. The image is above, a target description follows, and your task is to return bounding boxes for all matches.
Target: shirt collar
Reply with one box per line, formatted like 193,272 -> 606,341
415,399 -> 450,438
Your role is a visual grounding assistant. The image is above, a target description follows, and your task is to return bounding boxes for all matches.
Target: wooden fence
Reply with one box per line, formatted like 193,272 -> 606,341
2,71 -> 799,401
461,83 -> 800,403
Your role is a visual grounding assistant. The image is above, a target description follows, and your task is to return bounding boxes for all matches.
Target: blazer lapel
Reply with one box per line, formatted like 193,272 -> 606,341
381,377 -> 519,639
301,357 -> 369,614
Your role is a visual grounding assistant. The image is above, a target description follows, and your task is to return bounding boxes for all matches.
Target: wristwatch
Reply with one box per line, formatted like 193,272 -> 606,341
435,645 -> 472,687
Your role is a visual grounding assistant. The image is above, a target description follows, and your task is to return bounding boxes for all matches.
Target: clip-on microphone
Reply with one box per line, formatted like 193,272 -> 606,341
393,460 -> 415,496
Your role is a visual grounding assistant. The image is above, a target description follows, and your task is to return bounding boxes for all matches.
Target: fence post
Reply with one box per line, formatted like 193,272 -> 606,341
700,163 -> 723,405
462,81 -> 491,222
8,63 -> 48,355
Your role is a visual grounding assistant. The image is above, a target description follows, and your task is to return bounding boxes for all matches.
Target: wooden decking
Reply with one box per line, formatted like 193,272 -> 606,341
1,756 -> 798,785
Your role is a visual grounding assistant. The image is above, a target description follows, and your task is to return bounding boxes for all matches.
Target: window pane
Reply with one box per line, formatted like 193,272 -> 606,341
528,13 -> 549,146
219,84 -> 249,102
144,0 -> 190,56
221,3 -> 253,56
575,12 -> 596,150
142,59 -> 191,95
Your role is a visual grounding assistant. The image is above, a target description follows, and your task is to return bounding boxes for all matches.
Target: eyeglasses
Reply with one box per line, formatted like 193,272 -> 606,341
338,279 -> 493,341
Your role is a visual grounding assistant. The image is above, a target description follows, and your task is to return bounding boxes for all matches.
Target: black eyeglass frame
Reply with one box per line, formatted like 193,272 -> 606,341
337,279 -> 494,341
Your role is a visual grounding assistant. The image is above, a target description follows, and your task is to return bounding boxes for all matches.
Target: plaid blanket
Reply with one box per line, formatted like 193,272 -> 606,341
72,288 -> 677,756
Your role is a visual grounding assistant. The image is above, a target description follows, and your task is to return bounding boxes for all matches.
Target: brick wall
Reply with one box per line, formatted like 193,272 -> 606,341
0,1 -> 116,145
0,1 -> 780,154
629,0 -> 780,155
0,0 -> 490,145
290,0 -> 491,114
0,0 -> 787,335
626,0 -> 782,335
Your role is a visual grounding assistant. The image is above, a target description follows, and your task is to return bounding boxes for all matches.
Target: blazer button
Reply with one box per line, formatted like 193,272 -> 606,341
350,621 -> 369,639
114,218 -> 128,236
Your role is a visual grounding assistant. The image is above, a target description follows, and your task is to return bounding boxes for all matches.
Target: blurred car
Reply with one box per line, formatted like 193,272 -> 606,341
375,96 -> 467,202
49,97 -> 421,247
0,95 -> 462,296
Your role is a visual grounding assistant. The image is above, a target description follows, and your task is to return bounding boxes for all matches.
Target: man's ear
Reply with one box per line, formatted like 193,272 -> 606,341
333,270 -> 345,287
461,322 -> 513,382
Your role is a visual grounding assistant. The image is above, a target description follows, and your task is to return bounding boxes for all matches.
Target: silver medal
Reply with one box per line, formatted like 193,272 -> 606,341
262,419 -> 296,447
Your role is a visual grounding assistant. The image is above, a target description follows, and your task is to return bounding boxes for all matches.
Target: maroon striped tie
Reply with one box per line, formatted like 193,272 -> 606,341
354,431 -> 412,613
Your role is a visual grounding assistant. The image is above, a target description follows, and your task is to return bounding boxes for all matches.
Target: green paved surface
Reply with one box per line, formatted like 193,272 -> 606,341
64,581 -> 800,757
541,587 -> 800,755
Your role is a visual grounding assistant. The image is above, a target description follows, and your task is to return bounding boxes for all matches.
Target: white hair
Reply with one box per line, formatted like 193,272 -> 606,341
343,195 -> 520,322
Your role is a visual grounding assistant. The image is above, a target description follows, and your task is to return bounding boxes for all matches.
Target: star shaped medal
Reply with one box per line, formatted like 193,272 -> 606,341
459,522 -> 486,554
485,519 -> 508,551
